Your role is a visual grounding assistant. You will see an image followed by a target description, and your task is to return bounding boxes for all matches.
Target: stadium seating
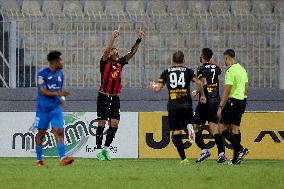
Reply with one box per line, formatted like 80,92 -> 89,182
0,0 -> 283,88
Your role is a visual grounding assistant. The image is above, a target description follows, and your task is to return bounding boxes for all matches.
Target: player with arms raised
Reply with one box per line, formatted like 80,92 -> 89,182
96,27 -> 145,161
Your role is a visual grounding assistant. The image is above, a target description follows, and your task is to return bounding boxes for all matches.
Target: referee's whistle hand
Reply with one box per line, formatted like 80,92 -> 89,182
199,96 -> 206,104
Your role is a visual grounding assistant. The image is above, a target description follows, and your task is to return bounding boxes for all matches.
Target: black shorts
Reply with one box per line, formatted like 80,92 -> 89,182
168,105 -> 193,131
97,93 -> 120,120
220,98 -> 246,126
194,99 -> 220,125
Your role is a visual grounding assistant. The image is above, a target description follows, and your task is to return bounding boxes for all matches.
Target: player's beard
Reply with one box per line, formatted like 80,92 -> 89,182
111,56 -> 119,65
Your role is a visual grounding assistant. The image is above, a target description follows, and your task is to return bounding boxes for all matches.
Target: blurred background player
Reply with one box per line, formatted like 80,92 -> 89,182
150,50 -> 206,164
217,49 -> 249,165
34,51 -> 74,166
96,27 -> 145,161
192,48 -> 226,163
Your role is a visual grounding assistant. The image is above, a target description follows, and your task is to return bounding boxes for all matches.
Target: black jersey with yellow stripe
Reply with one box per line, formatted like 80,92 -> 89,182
197,63 -> 221,99
159,66 -> 195,106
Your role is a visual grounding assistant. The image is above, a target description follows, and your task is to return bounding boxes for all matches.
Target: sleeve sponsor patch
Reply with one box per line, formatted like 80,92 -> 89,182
38,77 -> 44,85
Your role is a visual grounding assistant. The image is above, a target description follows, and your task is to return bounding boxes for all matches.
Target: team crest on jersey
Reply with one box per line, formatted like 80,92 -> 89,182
38,77 -> 44,85
112,71 -> 119,78
58,76 -> 62,82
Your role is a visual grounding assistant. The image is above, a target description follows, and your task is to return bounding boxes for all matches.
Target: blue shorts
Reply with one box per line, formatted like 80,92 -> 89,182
34,107 -> 64,130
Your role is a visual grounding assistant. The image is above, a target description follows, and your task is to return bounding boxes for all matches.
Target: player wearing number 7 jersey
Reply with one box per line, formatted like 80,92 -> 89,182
150,51 -> 206,164
192,48 -> 226,163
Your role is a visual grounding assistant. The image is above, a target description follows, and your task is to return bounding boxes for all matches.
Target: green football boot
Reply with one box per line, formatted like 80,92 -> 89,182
97,150 -> 106,161
102,149 -> 112,161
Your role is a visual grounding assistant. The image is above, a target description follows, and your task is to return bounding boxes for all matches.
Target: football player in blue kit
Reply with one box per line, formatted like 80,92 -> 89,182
34,51 -> 74,166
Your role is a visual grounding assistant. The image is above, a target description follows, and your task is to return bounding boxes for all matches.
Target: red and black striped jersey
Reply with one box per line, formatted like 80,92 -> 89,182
99,56 -> 128,95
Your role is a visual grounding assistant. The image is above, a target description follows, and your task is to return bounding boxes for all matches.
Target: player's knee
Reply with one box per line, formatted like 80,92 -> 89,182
35,130 -> 46,144
53,128 -> 64,137
193,124 -> 200,132
98,120 -> 106,127
218,123 -> 227,134
172,130 -> 182,135
230,125 -> 239,134
209,124 -> 219,135
211,130 -> 219,136
36,129 -> 46,138
110,119 -> 119,128
52,128 -> 64,143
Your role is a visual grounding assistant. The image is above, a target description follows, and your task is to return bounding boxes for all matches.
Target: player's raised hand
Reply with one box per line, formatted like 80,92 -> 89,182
59,90 -> 70,97
138,28 -> 145,39
199,95 -> 206,104
113,26 -> 120,38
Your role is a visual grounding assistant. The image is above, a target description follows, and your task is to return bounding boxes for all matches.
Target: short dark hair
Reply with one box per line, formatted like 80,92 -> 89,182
201,48 -> 213,61
47,50 -> 62,62
172,50 -> 184,64
223,49 -> 235,58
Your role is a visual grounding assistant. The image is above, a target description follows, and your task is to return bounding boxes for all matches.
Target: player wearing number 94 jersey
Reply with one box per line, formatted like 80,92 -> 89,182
150,50 -> 206,164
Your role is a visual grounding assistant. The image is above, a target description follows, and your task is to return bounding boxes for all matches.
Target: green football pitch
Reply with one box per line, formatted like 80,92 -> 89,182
0,158 -> 283,189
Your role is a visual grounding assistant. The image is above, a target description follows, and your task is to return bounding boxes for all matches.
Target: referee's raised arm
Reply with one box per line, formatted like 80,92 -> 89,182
102,28 -> 120,61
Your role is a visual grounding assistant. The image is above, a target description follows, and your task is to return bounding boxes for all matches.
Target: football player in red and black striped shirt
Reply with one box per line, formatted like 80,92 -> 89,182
96,28 -> 145,160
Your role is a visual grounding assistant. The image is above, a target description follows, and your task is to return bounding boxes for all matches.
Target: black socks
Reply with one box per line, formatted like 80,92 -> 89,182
222,129 -> 243,152
172,134 -> 186,160
96,126 -> 104,149
214,134 -> 225,155
104,127 -> 118,147
195,131 -> 207,150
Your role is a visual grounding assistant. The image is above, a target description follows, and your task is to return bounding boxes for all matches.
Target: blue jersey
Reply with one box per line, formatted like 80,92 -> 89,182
36,67 -> 64,112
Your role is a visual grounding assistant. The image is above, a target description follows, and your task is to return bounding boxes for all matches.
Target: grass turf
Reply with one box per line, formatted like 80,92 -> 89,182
0,158 -> 283,189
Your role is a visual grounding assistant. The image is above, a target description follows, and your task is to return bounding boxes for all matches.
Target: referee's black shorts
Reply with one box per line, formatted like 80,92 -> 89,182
168,104 -> 193,131
220,98 -> 246,126
97,92 -> 120,121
